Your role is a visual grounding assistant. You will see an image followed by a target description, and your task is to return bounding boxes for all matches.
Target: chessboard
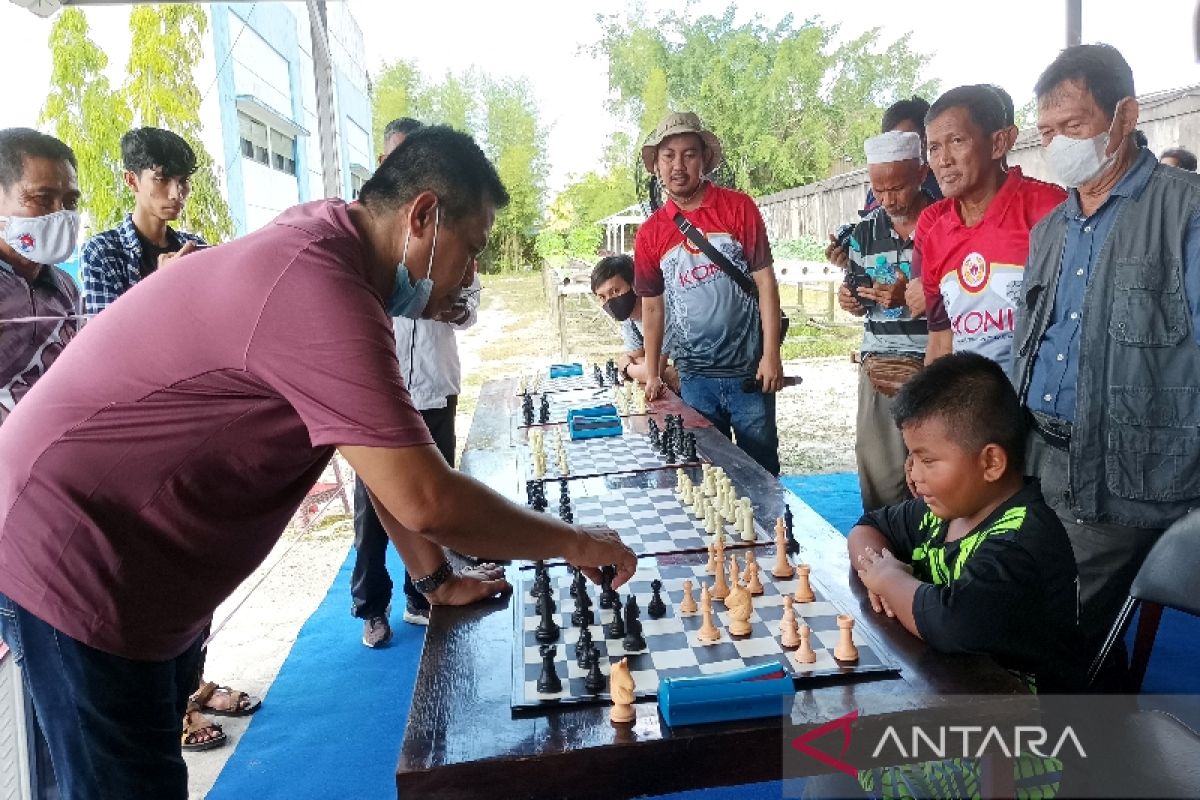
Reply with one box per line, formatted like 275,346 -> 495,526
517,389 -> 624,428
523,416 -> 704,481
527,471 -> 770,558
512,559 -> 898,713
518,362 -> 623,396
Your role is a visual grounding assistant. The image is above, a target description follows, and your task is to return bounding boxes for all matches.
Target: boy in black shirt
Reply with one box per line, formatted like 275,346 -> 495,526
851,352 -> 1082,692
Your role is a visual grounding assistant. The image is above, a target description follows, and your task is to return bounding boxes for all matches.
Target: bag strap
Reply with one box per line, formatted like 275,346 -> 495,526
672,212 -> 759,299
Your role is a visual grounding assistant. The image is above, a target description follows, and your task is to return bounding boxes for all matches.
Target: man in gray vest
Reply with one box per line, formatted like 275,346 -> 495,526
1012,44 -> 1200,668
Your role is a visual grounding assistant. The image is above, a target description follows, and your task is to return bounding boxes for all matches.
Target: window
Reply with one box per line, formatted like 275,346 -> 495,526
351,173 -> 366,199
238,110 -> 296,176
271,129 -> 296,176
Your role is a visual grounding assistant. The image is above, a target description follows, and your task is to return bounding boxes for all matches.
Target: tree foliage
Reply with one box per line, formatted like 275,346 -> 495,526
40,8 -> 131,234
546,132 -> 639,259
594,6 -> 937,196
125,4 -> 234,243
369,62 -> 547,272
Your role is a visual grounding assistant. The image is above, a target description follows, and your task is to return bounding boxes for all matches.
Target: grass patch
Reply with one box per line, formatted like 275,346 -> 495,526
781,321 -> 860,360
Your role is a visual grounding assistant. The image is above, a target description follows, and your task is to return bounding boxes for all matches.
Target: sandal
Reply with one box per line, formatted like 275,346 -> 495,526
181,706 -> 227,752
191,680 -> 262,718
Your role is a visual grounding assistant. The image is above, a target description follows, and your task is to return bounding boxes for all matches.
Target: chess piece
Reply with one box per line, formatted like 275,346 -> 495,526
647,579 -> 666,619
531,565 -> 548,598
727,552 -> 741,589
576,626 -> 595,668
635,391 -> 647,415
622,600 -> 646,652
780,597 -> 800,648
794,624 -> 817,664
680,579 -> 698,614
605,596 -> 626,639
834,614 -> 859,662
537,645 -> 562,693
535,590 -> 558,628
711,547 -> 730,600
794,564 -> 815,603
600,566 -> 620,609
572,587 -> 594,628
609,657 -> 636,724
584,649 -> 606,694
539,394 -> 550,424
745,557 -> 764,595
785,504 -> 798,556
704,540 -> 718,575
739,504 -> 755,542
693,492 -> 706,520
683,432 -> 697,462
696,584 -> 721,642
569,567 -> 583,597
664,438 -> 676,464
772,521 -> 795,578
726,583 -> 752,637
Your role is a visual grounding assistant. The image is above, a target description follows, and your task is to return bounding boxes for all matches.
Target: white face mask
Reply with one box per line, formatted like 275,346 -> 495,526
1044,103 -> 1125,189
0,209 -> 80,265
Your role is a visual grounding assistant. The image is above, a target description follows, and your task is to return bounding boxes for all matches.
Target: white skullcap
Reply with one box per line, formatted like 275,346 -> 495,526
864,131 -> 923,165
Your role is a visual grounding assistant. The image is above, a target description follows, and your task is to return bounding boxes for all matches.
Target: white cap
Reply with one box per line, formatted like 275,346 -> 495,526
864,131 -> 923,165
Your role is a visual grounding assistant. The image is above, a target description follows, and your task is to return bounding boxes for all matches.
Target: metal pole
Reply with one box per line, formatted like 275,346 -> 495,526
1066,0 -> 1082,46
306,0 -> 342,198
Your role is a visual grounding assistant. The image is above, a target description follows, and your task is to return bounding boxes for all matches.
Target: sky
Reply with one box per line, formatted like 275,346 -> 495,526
2,0 -> 1197,195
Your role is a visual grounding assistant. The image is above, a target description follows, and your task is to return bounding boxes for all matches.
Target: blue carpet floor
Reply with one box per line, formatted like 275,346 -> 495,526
210,472 -> 1200,799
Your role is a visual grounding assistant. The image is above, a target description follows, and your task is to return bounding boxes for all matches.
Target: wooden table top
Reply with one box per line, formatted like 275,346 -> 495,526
396,380 -> 1032,799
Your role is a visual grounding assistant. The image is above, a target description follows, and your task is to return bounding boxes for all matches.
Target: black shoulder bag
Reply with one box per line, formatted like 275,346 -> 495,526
672,212 -> 790,340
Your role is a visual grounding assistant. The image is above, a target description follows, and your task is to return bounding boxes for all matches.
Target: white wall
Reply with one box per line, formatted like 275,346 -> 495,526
229,19 -> 292,118
242,159 -> 300,232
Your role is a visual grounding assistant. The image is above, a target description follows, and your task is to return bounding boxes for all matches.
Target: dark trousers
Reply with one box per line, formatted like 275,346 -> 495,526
1026,432 -> 1163,653
679,374 -> 780,476
351,396 -> 457,618
0,592 -> 204,800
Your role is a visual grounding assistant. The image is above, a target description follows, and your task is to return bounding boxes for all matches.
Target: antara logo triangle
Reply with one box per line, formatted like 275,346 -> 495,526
790,709 -> 860,779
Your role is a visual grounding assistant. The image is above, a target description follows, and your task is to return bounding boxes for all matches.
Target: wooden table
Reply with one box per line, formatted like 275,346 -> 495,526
396,380 -> 1033,799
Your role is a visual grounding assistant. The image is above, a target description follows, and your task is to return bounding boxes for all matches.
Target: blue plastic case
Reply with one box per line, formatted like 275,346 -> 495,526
657,663 -> 795,727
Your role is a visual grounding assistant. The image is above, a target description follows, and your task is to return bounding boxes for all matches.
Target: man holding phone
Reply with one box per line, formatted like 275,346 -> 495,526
82,127 -> 207,314
836,131 -> 930,511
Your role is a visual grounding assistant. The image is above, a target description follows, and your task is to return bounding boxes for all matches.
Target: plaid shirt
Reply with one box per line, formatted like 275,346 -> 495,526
81,215 -> 206,314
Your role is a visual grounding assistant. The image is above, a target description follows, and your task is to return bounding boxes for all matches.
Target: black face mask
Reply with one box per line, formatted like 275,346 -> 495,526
602,290 -> 637,322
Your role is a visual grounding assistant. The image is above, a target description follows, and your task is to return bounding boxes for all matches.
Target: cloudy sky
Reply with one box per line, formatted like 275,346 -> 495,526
2,0 -> 1196,193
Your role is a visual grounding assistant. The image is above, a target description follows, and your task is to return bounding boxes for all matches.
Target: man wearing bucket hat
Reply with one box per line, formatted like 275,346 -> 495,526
632,112 -> 783,475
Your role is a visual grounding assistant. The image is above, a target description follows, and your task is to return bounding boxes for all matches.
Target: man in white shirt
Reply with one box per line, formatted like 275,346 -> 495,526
351,119 -> 496,645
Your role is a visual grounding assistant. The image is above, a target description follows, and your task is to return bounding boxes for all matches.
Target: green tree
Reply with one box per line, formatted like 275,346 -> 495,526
546,131 -> 639,259
40,8 -> 131,234
595,7 -> 937,196
371,59 -> 423,148
124,4 -> 234,243
480,76 -> 548,271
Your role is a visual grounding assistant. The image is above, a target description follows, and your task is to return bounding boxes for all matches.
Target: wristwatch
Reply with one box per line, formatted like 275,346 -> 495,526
412,561 -> 454,595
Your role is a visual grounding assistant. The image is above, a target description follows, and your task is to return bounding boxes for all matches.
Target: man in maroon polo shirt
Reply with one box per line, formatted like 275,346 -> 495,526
914,85 -> 1066,367
0,127 -> 636,800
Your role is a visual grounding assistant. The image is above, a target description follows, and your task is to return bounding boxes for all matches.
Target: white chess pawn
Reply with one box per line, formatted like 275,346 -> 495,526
680,580 -> 698,614
780,596 -> 800,648
793,624 -> 817,664
739,506 -> 755,542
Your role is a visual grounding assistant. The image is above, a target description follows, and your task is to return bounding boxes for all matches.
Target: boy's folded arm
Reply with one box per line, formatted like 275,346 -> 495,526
911,544 -> 1041,655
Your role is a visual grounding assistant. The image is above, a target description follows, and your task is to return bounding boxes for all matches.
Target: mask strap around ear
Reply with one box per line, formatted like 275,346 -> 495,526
401,228 -> 411,267
425,206 -> 440,280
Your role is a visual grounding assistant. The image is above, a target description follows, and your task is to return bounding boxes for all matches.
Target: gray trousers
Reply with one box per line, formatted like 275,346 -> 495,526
855,367 -> 911,512
1026,432 -> 1163,648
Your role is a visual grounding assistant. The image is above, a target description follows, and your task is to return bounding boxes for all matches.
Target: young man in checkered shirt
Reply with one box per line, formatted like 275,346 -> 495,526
81,127 -> 206,315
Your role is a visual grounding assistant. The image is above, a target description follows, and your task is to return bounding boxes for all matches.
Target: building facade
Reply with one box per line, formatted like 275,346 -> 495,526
198,1 -> 373,237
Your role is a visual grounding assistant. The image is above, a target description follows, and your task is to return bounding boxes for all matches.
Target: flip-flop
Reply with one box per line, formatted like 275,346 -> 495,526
192,681 -> 262,717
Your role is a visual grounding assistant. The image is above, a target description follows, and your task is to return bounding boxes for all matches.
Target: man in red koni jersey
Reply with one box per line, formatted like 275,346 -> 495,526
915,85 -> 1066,367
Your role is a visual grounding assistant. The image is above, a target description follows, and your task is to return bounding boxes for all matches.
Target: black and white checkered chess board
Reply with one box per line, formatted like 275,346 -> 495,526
523,432 -> 704,481
543,487 -> 769,557
512,561 -> 897,712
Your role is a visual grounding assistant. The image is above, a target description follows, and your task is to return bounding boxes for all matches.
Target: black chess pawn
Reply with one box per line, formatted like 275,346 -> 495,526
601,566 -> 622,609
576,626 -> 595,668
523,406 -> 534,427
537,645 -> 562,694
584,649 -> 606,694
571,590 -> 594,627
664,438 -> 676,464
605,596 -> 626,639
622,602 -> 646,652
535,595 -> 560,643
598,567 -> 615,609
785,504 -> 799,556
683,432 -> 698,462
539,395 -> 551,424
584,650 -> 606,694
569,567 -> 582,597
648,579 -> 666,619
